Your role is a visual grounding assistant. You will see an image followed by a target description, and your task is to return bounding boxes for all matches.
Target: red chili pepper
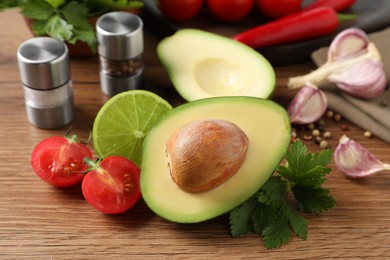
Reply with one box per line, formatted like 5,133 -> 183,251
303,0 -> 356,12
233,7 -> 353,49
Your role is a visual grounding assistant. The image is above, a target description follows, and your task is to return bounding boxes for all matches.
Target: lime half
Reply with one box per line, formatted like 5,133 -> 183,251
92,90 -> 172,167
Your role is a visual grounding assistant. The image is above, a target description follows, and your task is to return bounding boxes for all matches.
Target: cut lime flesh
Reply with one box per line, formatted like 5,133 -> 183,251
92,90 -> 172,167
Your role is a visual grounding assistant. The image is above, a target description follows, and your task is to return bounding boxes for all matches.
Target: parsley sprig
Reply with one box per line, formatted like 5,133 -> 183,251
1,0 -> 143,53
229,139 -> 336,249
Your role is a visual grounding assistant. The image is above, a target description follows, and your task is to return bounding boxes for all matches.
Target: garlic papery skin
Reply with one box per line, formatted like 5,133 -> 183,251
327,28 -> 369,62
287,28 -> 387,99
328,59 -> 387,99
334,135 -> 390,179
287,83 -> 327,125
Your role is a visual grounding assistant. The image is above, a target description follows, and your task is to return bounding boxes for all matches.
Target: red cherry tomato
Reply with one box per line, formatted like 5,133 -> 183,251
159,0 -> 204,21
82,156 -> 141,214
31,133 -> 92,187
256,0 -> 302,19
207,0 -> 254,22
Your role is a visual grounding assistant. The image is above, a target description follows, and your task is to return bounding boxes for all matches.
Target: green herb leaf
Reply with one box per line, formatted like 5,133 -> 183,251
229,196 -> 257,237
44,15 -> 73,41
262,202 -> 292,249
20,1 -> 54,20
229,139 -> 335,249
252,203 -> 275,234
61,2 -> 91,30
0,0 -> 18,11
293,185 -> 337,214
258,176 -> 286,207
44,0 -> 65,9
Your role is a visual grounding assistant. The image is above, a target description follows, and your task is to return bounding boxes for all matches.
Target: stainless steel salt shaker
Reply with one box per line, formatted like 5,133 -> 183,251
17,37 -> 74,129
96,11 -> 144,96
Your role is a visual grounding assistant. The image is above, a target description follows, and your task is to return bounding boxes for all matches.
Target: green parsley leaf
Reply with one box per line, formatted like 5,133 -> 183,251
258,176 -> 286,207
0,0 -> 18,11
229,139 -> 336,249
229,196 -> 257,237
20,1 -> 54,20
44,15 -> 73,41
293,185 -> 337,214
252,203 -> 275,234
262,202 -> 292,249
45,0 -> 65,9
61,2 -> 91,30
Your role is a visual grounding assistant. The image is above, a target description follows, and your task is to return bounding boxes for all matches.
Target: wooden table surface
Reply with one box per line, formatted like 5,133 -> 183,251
1,8 -> 390,259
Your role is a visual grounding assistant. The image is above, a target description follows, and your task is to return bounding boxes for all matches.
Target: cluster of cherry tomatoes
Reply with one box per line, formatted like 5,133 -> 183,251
158,0 -> 302,22
31,131 -> 141,214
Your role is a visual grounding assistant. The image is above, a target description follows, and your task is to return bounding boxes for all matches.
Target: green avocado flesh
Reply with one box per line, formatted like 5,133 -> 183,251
157,29 -> 275,102
140,96 -> 291,223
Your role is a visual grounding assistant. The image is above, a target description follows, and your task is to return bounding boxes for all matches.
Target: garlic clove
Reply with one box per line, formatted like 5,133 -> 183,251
287,83 -> 328,125
334,135 -> 390,179
327,28 -> 369,62
288,28 -> 387,100
328,59 -> 388,99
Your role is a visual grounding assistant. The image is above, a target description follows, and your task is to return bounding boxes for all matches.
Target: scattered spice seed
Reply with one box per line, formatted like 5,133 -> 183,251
303,135 -> 313,141
334,113 -> 342,122
291,136 -> 297,143
318,119 -> 325,126
320,140 -> 329,148
307,123 -> 316,130
364,131 -> 372,138
314,136 -> 322,144
312,129 -> 321,136
326,110 -> 334,118
323,131 -> 332,139
340,124 -> 348,131
379,100 -> 388,107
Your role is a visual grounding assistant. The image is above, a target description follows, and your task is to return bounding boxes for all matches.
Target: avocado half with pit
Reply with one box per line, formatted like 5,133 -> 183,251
140,96 -> 291,223
157,29 -> 275,101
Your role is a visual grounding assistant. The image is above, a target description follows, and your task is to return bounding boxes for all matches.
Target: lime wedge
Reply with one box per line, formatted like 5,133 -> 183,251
92,90 -> 172,167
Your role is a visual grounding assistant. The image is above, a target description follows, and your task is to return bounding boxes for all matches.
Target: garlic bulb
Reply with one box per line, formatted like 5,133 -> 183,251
287,82 -> 327,124
334,135 -> 390,179
288,28 -> 387,99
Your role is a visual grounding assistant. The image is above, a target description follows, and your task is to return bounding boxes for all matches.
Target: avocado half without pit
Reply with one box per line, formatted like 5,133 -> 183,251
157,29 -> 275,101
140,96 -> 291,223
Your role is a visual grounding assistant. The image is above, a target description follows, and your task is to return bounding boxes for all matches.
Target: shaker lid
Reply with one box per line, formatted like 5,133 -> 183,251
96,11 -> 143,60
17,37 -> 70,90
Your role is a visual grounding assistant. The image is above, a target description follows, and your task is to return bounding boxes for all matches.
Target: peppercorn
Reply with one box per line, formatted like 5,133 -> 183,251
314,136 -> 322,144
340,124 -> 348,131
334,113 -> 342,122
326,110 -> 334,118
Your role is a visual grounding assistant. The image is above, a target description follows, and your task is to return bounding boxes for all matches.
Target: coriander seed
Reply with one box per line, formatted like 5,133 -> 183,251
364,131 -> 372,138
323,131 -> 332,139
320,140 -> 329,148
312,129 -> 321,137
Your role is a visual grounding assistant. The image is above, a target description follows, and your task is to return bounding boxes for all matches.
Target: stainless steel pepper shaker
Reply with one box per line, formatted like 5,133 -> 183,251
96,11 -> 144,96
17,37 -> 74,129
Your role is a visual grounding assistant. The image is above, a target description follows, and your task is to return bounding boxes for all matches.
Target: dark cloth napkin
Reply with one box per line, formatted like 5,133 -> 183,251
311,27 -> 390,143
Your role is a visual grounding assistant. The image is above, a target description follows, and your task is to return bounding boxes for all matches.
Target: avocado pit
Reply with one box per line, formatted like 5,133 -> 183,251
165,119 -> 249,193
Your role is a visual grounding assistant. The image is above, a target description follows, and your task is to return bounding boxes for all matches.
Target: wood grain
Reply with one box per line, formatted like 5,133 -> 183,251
1,8 -> 390,259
